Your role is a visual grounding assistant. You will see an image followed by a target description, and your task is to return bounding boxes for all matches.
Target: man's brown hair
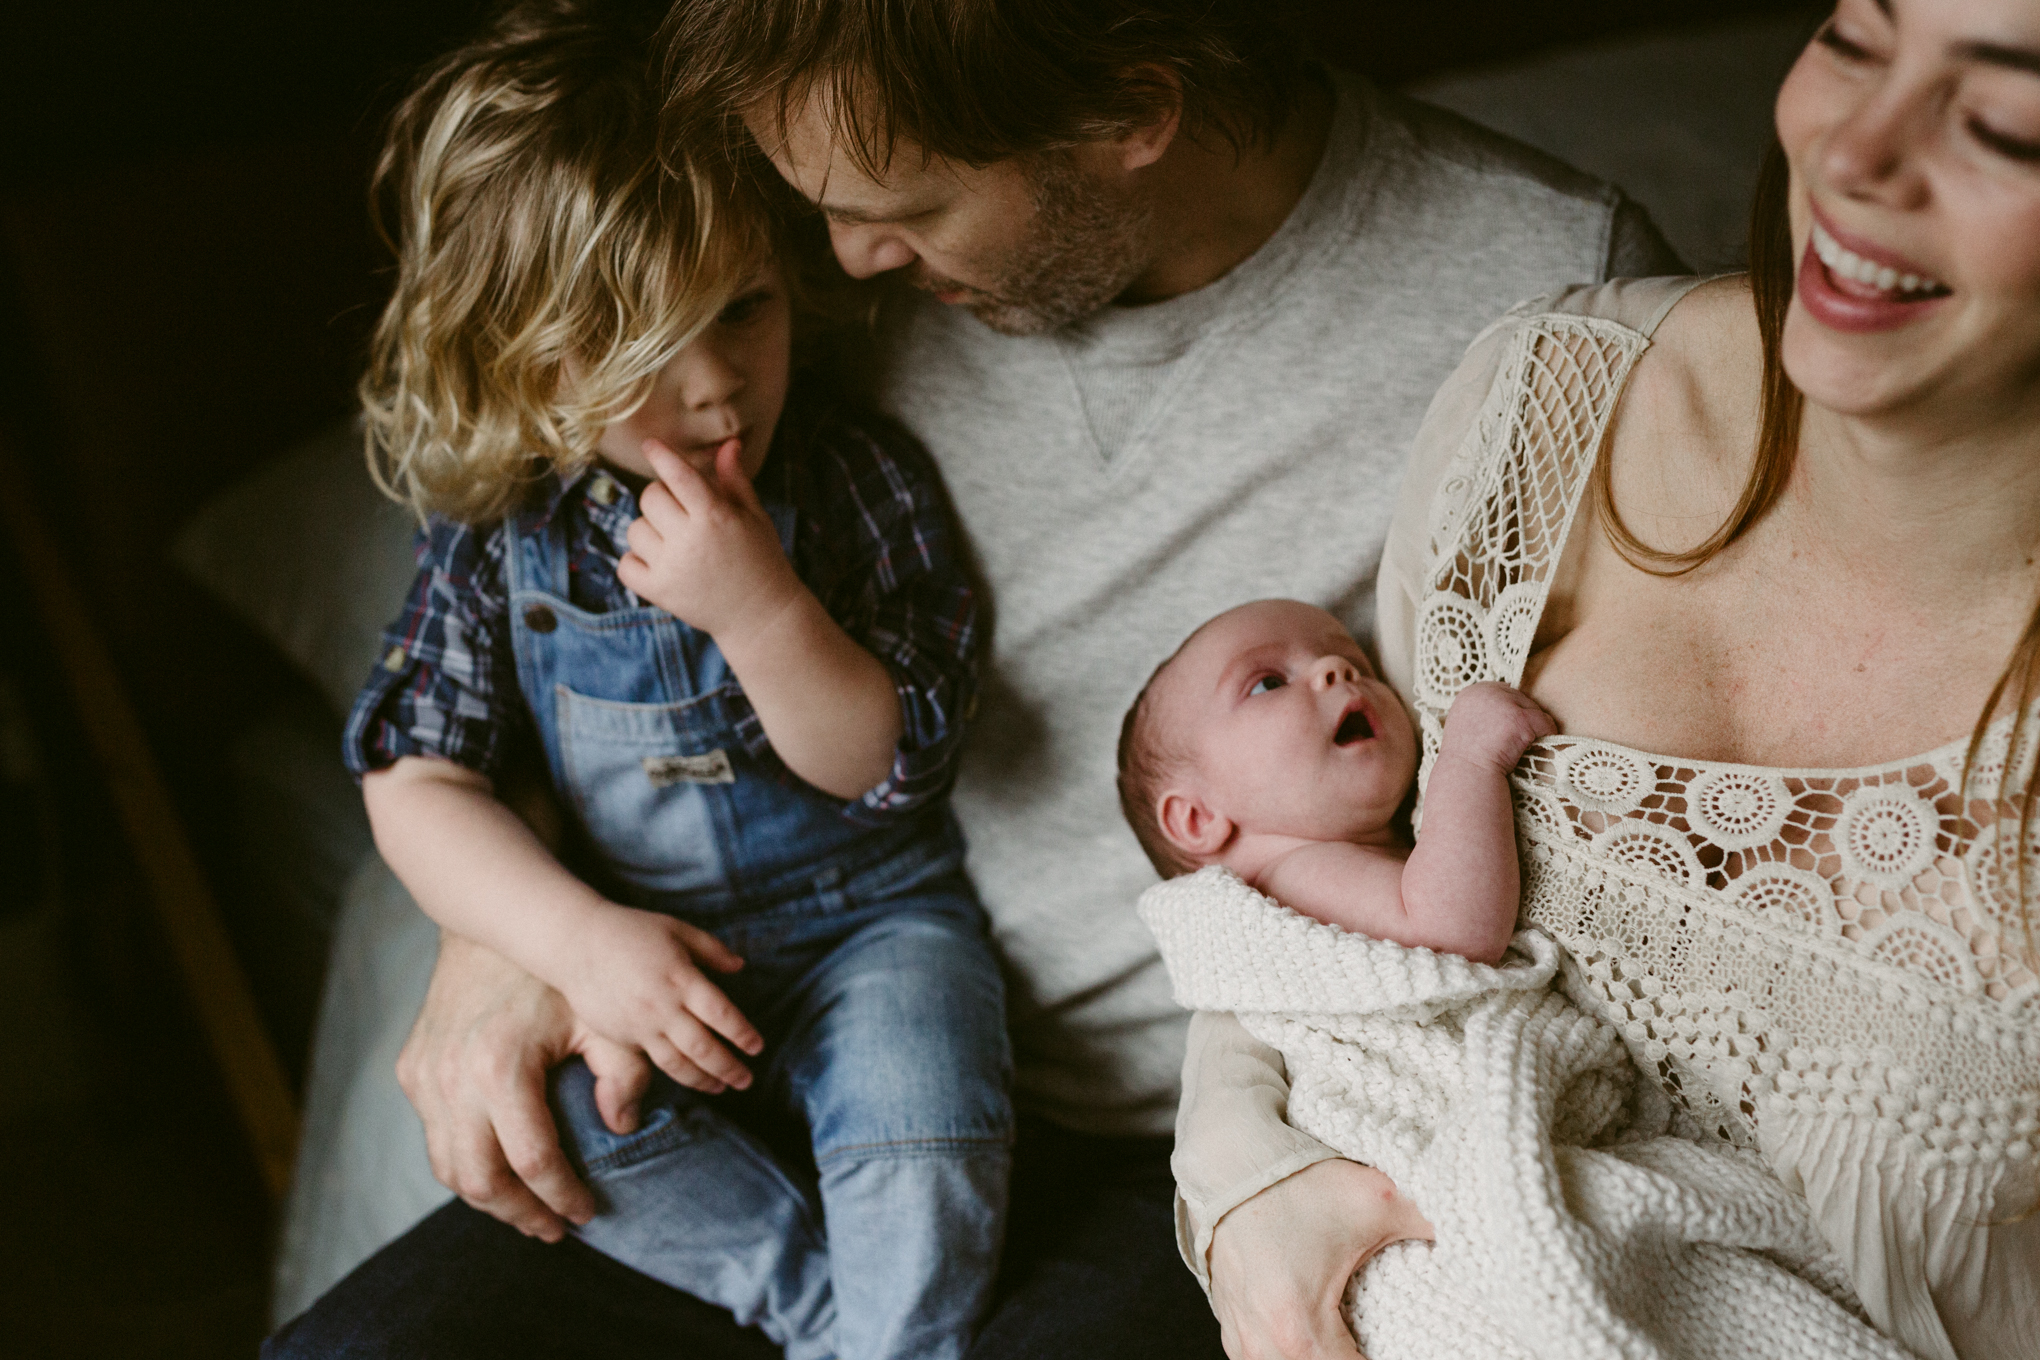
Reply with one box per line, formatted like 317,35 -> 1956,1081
659,0 -> 1308,175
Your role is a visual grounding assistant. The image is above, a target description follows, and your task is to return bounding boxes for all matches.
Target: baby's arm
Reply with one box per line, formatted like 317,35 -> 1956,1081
1257,683 -> 1552,963
1398,682 -> 1554,962
364,756 -> 764,1091
619,440 -> 900,798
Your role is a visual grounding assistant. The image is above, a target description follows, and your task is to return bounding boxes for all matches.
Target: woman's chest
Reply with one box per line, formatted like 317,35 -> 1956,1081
1520,526 -> 2009,770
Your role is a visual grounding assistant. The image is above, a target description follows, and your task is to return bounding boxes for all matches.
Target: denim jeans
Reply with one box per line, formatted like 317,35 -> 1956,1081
263,1116 -> 1226,1360
551,885 -> 1012,1360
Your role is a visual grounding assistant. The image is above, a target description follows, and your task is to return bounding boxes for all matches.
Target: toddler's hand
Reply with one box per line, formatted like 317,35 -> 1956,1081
1439,681 -> 1556,773
618,438 -> 801,643
559,904 -> 765,1094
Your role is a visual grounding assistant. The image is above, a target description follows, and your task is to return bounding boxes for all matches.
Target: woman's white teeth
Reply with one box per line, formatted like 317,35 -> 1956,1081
1810,222 -> 1942,295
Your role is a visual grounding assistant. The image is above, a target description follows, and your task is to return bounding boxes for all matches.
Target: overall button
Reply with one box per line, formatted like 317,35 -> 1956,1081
523,604 -> 558,633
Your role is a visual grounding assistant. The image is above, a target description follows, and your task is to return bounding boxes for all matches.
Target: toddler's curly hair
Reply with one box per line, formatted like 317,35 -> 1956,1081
361,0 -> 802,523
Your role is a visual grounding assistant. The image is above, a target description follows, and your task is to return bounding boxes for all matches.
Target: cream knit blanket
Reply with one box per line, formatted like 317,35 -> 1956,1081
1141,867 -> 1916,1360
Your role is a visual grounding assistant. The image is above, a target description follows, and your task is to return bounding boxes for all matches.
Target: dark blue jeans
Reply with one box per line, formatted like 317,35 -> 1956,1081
264,1115 -> 1226,1359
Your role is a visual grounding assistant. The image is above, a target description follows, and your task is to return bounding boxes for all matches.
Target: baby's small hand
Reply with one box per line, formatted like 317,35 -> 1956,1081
1439,681 -> 1557,773
559,904 -> 765,1094
618,438 -> 800,643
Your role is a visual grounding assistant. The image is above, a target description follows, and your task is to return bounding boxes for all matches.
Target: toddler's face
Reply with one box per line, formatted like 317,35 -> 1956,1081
1156,600 -> 1417,847
596,262 -> 792,482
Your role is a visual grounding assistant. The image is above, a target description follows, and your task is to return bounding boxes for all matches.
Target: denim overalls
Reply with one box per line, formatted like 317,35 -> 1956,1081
506,488 -> 1013,1360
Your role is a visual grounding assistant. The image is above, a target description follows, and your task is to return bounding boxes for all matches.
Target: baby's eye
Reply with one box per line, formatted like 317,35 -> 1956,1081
1248,674 -> 1286,696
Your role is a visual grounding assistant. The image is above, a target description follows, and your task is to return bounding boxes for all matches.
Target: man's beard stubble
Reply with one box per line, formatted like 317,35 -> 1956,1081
923,151 -> 1153,337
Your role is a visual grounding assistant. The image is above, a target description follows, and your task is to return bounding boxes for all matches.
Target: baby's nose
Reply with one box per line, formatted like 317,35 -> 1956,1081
1312,655 -> 1358,687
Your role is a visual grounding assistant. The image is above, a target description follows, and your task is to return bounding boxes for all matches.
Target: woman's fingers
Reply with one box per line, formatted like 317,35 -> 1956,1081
1210,1159 -> 1425,1360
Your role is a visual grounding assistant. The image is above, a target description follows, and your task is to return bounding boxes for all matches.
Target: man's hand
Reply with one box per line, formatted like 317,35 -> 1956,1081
619,437 -> 801,641
1437,681 -> 1556,774
1208,1159 -> 1434,1360
396,931 -> 657,1242
556,905 -> 765,1093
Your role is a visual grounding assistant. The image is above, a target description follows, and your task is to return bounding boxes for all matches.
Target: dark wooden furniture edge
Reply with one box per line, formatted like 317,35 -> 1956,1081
0,430 -> 298,1204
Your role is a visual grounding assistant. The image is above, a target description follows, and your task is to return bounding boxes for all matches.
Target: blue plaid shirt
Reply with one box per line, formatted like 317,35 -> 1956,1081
343,386 -> 979,820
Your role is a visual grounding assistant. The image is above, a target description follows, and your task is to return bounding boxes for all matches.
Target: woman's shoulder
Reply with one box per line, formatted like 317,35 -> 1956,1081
1505,274 -> 1725,340
1598,276 -> 1767,543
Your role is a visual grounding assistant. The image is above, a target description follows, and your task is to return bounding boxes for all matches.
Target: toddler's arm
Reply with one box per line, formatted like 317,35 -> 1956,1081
1257,683 -> 1552,963
364,755 -> 764,1091
620,441 -> 902,798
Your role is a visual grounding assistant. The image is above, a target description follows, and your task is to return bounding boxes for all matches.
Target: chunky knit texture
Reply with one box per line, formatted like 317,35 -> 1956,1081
1142,867 -> 1915,1360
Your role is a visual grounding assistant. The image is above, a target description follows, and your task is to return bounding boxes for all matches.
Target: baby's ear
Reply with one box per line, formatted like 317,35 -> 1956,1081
1157,790 -> 1233,860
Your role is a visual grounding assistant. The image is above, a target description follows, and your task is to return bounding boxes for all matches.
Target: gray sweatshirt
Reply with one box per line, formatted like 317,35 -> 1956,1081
868,71 -> 1680,1137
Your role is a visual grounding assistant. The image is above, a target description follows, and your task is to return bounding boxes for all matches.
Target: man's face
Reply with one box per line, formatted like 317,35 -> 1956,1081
745,98 -> 1152,335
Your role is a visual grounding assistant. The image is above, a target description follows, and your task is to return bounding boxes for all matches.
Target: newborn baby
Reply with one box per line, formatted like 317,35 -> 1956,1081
1124,600 -> 1905,1360
1115,597 -> 1552,961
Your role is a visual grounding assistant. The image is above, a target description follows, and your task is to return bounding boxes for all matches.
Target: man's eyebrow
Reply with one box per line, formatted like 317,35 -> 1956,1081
817,201 -> 890,224
1955,40 -> 2040,78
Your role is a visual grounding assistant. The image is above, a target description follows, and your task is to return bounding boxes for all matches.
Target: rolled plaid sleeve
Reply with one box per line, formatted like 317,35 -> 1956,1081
803,410 -> 980,822
341,517 -> 527,782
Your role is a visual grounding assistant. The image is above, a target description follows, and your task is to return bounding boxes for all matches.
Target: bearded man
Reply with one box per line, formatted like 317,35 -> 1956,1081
270,1 -> 1679,1357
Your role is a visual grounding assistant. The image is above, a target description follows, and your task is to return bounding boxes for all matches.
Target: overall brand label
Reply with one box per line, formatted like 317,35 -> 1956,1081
642,750 -> 735,787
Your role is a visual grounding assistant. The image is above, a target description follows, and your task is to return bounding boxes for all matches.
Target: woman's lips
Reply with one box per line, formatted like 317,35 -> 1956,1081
1797,230 -> 1951,335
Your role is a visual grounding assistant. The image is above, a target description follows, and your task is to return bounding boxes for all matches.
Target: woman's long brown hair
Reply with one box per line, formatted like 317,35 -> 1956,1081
1592,140 -> 2040,962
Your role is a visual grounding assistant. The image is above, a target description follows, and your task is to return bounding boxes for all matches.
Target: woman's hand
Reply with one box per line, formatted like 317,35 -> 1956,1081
395,931 -> 657,1242
1208,1159 -> 1434,1360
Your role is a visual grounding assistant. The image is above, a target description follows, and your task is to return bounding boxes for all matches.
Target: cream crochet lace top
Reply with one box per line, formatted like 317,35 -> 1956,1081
1387,277 -> 2040,1357
1172,277 -> 2038,1360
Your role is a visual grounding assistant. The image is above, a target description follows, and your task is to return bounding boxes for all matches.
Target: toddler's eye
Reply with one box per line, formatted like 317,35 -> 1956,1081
1248,675 -> 1286,696
718,288 -> 774,325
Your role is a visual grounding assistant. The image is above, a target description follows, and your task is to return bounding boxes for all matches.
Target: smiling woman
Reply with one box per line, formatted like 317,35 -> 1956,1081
1181,2 -> 2040,1357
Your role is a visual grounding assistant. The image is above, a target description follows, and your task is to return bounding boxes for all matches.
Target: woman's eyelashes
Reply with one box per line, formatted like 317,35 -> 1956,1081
1814,18 -> 1879,64
1969,117 -> 2040,163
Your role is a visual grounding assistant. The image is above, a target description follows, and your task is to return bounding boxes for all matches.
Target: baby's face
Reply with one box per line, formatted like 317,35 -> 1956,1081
1155,600 -> 1417,847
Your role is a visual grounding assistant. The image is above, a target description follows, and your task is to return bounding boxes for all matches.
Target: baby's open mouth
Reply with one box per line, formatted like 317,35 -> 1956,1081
1335,708 -> 1374,746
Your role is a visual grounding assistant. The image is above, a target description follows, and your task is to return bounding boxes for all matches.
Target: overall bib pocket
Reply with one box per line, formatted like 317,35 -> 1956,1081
555,682 -> 736,894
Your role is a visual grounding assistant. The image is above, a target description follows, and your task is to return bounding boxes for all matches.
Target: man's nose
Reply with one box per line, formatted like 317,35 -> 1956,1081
828,221 -> 919,279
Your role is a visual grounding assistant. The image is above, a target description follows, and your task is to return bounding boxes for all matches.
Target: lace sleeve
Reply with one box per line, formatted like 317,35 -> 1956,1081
1374,307 -> 1526,705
